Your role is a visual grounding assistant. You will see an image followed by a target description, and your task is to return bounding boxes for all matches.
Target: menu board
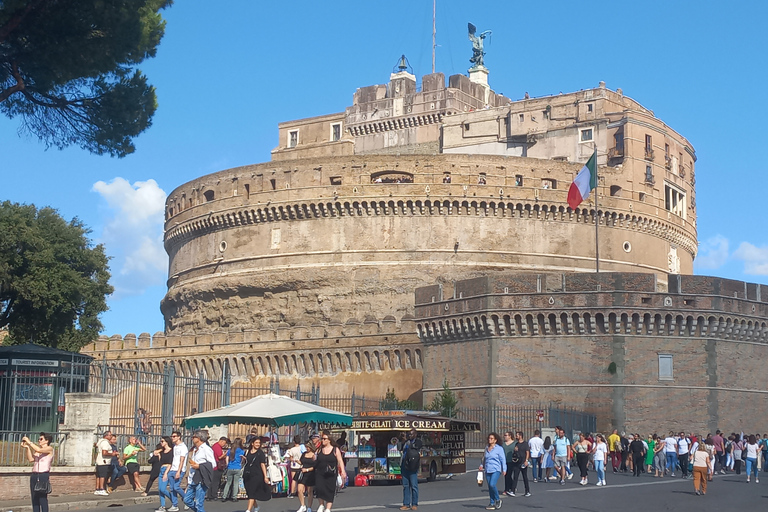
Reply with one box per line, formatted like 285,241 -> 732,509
440,432 -> 466,473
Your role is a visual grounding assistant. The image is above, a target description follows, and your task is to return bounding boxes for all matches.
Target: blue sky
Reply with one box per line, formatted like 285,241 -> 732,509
2,0 -> 767,336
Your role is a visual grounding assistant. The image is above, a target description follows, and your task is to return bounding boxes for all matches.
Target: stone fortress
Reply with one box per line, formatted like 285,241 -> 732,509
83,52 -> 768,432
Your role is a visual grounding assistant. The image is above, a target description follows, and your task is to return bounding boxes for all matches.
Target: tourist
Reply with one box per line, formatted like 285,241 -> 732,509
573,432 -> 591,485
501,431 -> 515,495
592,434 -> 607,486
207,437 -> 228,501
400,428 -> 422,510
23,433 -> 53,512
677,432 -> 691,479
285,435 -> 304,498
704,437 -> 715,481
243,437 -> 271,512
479,432 -> 505,510
123,435 -> 146,492
144,442 -> 163,497
732,434 -> 743,475
509,431 -> 530,497
222,438 -> 244,501
653,435 -> 666,477
663,431 -> 678,476
629,434 -> 646,477
184,431 -> 217,512
168,431 -> 188,512
744,434 -> 760,483
553,426 -> 571,485
528,430 -> 543,483
712,430 -> 725,473
107,433 -> 128,493
542,436 -> 554,482
692,442 -> 711,495
608,429 -> 621,473
314,430 -> 346,512
296,441 -> 316,512
154,436 -> 174,512
761,434 -> 768,472
95,431 -> 114,496
619,432 -> 630,472
645,434 -> 656,474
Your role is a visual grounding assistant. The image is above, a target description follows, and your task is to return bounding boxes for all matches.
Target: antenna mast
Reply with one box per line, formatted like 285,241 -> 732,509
432,0 -> 436,73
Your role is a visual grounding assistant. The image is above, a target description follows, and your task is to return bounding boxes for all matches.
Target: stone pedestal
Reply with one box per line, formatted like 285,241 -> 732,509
60,393 -> 112,466
468,66 -> 490,105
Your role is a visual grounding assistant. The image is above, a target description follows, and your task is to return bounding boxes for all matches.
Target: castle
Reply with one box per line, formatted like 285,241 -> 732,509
82,60 -> 768,431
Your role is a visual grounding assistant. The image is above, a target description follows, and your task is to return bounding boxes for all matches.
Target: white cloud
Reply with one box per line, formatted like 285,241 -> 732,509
733,242 -> 768,275
695,235 -> 729,270
92,178 -> 167,297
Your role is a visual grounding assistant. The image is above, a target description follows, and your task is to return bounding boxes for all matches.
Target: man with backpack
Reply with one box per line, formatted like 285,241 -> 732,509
400,428 -> 423,511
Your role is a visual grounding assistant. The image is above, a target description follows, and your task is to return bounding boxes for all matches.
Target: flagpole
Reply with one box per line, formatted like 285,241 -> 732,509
594,144 -> 599,273
432,0 -> 436,74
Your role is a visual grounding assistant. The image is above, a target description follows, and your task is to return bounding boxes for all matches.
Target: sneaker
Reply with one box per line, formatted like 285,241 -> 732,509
184,507 -> 190,511
105,487 -> 112,494
695,490 -> 700,496
507,491 -> 515,497
411,507 -> 418,511
747,477 -> 751,482
485,506 -> 496,510
98,490 -> 109,496
155,508 -> 167,512
298,507 -> 307,512
671,473 -> 675,477
567,473 -> 573,480
317,505 -> 325,512
532,479 -> 538,483
756,478 -> 760,484
524,492 -> 531,497
548,475 -> 557,481
168,507 -> 180,512
596,481 -> 603,486
495,499 -> 502,509
400,507 -> 411,511
560,480 -> 565,485
602,479 -> 607,486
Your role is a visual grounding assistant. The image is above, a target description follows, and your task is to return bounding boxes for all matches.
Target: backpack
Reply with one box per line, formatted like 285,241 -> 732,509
404,444 -> 421,472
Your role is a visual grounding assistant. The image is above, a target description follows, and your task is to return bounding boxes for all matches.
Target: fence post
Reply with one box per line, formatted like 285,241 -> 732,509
221,359 -> 230,408
197,372 -> 205,414
162,364 -> 176,434
314,384 -> 319,405
134,368 -> 141,426
350,390 -> 356,416
100,353 -> 108,394
296,382 -> 301,401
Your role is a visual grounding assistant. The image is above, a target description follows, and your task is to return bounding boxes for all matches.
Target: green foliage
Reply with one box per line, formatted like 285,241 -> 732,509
381,388 -> 419,411
0,201 -> 113,351
0,0 -> 172,157
427,379 -> 459,418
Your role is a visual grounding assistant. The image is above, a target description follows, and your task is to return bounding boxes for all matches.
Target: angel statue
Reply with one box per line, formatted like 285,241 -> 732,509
468,23 -> 492,69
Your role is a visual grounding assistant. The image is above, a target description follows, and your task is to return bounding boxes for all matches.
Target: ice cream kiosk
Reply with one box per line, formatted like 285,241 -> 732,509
348,411 -> 479,483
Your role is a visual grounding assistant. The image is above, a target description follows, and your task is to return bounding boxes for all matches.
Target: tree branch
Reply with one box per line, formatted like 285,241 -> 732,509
0,61 -> 25,103
0,0 -> 48,43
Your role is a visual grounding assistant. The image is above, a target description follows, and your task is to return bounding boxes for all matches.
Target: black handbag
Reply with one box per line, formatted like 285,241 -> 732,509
34,474 -> 51,494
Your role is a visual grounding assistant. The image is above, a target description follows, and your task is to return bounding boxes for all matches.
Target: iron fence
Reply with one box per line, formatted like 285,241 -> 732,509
456,403 -> 597,450
0,430 -> 69,466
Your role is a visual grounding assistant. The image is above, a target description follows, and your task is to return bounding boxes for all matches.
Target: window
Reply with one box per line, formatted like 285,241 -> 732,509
541,178 -> 556,189
579,128 -> 593,143
330,176 -> 342,185
464,123 -> 470,131
515,175 -> 523,186
478,173 -> 487,185
331,123 -> 341,142
288,130 -> 298,148
645,165 -> 654,184
542,109 -> 549,120
443,173 -> 451,183
665,183 -> 686,218
610,185 -> 622,197
244,184 -> 250,198
587,103 -> 593,113
658,354 -> 673,380
518,114 -> 524,122
270,179 -> 276,190
639,192 -> 646,202
203,190 -> 215,202
645,134 -> 653,159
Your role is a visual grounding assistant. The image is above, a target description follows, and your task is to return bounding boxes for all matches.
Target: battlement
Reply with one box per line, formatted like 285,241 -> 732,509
415,272 -> 768,344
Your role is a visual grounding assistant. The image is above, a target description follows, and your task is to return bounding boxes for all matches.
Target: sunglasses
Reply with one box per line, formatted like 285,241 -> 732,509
321,437 -> 330,440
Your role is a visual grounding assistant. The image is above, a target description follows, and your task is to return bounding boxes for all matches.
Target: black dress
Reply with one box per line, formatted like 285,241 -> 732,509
298,452 -> 316,487
315,447 -> 339,502
243,450 -> 271,501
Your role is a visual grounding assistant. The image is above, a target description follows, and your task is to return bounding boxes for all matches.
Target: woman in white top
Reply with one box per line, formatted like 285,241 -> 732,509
744,434 -> 761,483
692,443 -> 711,496
591,434 -> 608,486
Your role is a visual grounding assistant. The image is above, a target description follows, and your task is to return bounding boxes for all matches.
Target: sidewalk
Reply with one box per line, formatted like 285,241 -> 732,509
0,489 -> 157,512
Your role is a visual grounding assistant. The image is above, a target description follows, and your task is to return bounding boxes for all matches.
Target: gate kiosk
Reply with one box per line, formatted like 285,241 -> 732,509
349,411 -> 479,483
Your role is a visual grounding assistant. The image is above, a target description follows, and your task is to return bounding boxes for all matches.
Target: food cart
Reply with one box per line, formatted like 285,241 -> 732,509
348,411 -> 479,483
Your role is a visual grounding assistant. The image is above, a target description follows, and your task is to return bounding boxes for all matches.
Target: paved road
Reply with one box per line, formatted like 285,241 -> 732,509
108,470 -> 768,512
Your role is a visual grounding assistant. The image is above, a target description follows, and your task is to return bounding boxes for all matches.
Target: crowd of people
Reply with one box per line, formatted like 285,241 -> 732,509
478,427 -> 768,509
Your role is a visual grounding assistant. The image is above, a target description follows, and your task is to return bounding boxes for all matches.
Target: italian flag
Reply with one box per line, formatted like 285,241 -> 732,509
567,150 -> 598,209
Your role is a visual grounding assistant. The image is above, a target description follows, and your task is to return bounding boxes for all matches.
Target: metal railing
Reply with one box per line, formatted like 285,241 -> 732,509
0,431 -> 69,467
456,403 -> 596,450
